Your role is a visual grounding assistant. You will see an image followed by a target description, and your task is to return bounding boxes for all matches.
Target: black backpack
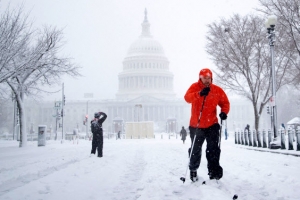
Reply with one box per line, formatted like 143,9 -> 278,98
91,120 -> 101,135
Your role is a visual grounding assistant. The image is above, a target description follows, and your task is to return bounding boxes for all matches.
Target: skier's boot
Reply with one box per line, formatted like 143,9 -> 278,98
190,170 -> 198,182
208,166 -> 223,180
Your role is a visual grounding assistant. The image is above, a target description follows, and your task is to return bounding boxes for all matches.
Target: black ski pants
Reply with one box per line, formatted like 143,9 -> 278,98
189,123 -> 222,175
91,133 -> 103,156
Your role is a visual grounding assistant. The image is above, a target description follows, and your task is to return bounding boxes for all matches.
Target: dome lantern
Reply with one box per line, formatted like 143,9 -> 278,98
141,8 -> 151,38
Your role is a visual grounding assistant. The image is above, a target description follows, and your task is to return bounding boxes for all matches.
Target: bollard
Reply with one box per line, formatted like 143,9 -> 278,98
268,129 -> 272,148
244,130 -> 248,146
248,130 -> 252,146
288,128 -> 294,150
281,129 -> 286,150
296,127 -> 300,151
257,130 -> 262,147
241,130 -> 244,145
253,130 -> 257,147
131,135 -> 132,139
262,129 -> 267,148
161,134 -> 163,139
169,134 -> 170,139
235,132 -> 237,144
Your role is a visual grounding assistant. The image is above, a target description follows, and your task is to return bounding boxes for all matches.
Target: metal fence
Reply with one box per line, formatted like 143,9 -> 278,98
234,127 -> 300,151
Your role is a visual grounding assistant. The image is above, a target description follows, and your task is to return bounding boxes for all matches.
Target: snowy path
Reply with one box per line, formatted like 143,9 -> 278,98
0,137 -> 299,200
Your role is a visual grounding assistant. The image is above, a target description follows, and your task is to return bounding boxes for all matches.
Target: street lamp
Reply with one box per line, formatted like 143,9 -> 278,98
54,101 -> 62,140
86,100 -> 89,138
265,15 -> 280,149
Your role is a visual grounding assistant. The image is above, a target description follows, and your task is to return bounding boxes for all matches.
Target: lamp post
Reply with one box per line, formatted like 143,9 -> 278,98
61,83 -> 64,143
265,15 -> 280,149
86,100 -> 89,138
83,93 -> 93,138
54,101 -> 61,141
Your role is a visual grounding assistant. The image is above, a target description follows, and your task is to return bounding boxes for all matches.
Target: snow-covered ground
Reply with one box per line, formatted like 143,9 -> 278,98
0,135 -> 299,200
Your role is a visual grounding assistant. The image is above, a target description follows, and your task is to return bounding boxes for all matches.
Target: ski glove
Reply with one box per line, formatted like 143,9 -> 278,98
219,112 -> 227,120
199,87 -> 210,96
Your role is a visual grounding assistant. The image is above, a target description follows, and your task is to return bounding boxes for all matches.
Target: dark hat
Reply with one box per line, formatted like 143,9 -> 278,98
94,112 -> 100,118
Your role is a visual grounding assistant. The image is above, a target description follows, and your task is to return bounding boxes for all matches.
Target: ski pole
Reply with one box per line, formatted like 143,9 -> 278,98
180,95 -> 207,183
219,119 -> 223,148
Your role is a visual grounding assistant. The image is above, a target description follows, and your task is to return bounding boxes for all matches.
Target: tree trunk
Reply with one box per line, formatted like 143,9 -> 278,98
253,103 -> 260,132
14,87 -> 27,147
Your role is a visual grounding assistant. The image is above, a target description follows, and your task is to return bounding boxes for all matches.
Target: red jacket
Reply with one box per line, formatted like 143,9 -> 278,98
184,80 -> 230,128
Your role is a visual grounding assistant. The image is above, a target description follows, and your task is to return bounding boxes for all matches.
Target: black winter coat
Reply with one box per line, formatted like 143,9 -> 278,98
91,112 -> 107,139
180,128 -> 187,141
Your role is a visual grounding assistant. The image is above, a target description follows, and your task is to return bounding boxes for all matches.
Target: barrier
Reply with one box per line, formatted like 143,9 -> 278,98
244,130 -> 248,146
288,128 -> 294,150
253,130 -> 257,147
237,131 -> 241,144
235,132 -> 237,144
234,127 -> 300,152
241,131 -> 244,145
281,129 -> 286,150
257,130 -> 262,148
262,130 -> 267,148
297,127 -> 300,151
248,130 -> 252,146
268,129 -> 272,148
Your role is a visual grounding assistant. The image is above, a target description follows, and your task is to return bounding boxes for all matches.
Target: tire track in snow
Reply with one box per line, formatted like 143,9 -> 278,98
110,145 -> 146,200
0,156 -> 90,197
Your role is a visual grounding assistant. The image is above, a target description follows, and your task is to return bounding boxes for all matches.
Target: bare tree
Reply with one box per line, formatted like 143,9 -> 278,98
277,86 -> 300,123
257,0 -> 300,86
0,5 -> 32,84
6,26 -> 81,147
206,14 -> 297,131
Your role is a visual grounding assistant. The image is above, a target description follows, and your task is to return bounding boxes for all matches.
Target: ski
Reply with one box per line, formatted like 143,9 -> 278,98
191,176 -> 199,182
202,179 -> 238,200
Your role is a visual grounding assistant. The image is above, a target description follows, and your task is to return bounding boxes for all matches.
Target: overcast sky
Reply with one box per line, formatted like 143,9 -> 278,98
1,0 -> 262,101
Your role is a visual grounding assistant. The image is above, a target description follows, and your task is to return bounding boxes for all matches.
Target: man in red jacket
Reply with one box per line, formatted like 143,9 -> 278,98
184,68 -> 230,182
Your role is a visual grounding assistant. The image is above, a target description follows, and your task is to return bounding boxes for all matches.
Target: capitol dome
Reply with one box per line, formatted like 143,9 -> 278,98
127,37 -> 165,56
116,9 -> 176,100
